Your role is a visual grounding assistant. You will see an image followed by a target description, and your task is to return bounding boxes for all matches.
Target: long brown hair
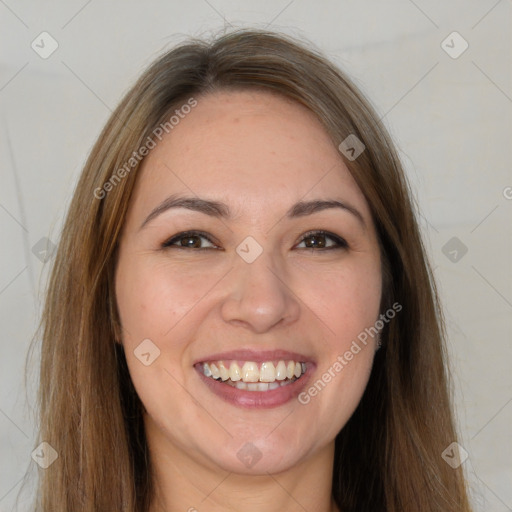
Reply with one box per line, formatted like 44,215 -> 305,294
26,29 -> 472,511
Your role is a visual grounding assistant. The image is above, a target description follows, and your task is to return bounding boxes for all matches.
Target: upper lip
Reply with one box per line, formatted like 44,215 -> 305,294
193,349 -> 314,365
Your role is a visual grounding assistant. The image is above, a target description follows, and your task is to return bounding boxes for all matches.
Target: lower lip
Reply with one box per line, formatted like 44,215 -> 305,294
195,366 -> 313,409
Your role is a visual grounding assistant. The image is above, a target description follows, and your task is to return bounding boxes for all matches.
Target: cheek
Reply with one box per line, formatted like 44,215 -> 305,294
293,256 -> 382,347
115,257 -> 218,342
115,257 -> 207,426
309,350 -> 374,442
293,256 -> 381,426
338,265 -> 382,340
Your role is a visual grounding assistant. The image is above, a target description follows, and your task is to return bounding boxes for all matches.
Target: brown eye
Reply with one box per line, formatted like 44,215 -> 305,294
296,231 -> 348,250
162,231 -> 217,250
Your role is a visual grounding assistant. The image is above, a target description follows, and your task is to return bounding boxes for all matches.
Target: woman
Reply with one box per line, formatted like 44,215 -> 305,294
29,29 -> 472,511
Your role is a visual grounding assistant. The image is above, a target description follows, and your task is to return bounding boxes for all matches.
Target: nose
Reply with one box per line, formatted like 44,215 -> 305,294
220,249 -> 301,334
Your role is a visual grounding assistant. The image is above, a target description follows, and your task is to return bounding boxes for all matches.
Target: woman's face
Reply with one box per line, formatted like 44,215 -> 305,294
115,90 -> 382,475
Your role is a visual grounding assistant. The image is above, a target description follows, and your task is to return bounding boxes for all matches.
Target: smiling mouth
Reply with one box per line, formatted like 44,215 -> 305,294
197,360 -> 307,391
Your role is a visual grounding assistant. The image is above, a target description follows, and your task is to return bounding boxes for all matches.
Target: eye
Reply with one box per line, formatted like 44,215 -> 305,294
295,230 -> 348,250
162,230 -> 219,250
161,229 -> 348,251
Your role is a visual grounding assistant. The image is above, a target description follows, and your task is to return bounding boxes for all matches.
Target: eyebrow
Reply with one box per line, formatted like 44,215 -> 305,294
139,194 -> 366,230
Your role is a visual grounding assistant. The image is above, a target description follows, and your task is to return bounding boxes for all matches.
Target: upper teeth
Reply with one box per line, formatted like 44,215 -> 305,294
202,360 -> 306,383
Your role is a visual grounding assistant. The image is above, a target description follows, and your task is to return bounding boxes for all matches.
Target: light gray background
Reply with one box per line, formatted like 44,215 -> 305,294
1,1 -> 511,510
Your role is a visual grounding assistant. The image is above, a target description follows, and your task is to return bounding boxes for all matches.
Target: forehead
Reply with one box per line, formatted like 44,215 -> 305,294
130,90 -> 371,223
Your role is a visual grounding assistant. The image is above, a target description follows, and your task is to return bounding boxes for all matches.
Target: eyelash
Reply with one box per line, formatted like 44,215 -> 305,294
161,230 -> 348,251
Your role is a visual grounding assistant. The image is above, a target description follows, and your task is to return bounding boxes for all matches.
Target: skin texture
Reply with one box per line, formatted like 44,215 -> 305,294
115,90 -> 382,512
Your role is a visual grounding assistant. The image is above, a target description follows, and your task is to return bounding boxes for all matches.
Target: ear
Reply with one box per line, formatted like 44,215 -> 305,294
107,259 -> 124,344
110,309 -> 124,345
108,287 -> 124,344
